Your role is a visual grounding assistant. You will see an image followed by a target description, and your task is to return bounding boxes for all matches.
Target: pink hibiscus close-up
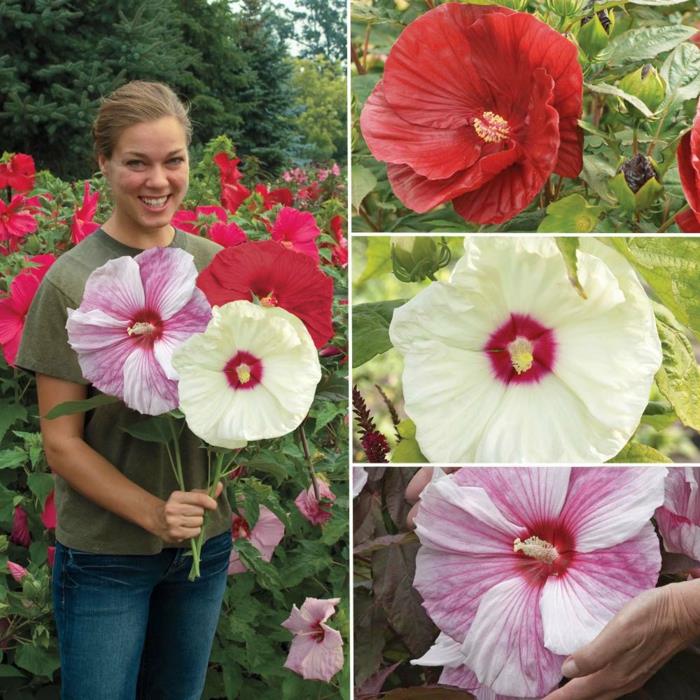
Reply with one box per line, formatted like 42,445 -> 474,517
66,247 -> 211,415
228,505 -> 285,575
41,490 -> 57,530
0,254 -> 56,365
0,153 -> 36,193
413,467 -> 665,697
10,506 -> 31,548
281,597 -> 344,682
7,561 -> 28,583
656,467 -> 700,564
70,180 -> 101,244
0,194 -> 41,244
295,479 -> 336,526
270,207 -> 321,262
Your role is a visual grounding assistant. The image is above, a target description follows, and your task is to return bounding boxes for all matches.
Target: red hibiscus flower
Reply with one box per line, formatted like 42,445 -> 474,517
197,240 -> 334,348
221,182 -> 251,214
327,215 -> 348,267
41,490 -> 57,530
0,195 -> 41,245
71,181 -> 101,244
677,99 -> 700,233
270,207 -> 321,262
0,254 -> 56,365
254,183 -> 294,210
214,152 -> 251,214
0,154 -> 35,193
297,181 -> 322,202
360,3 -> 583,224
173,206 -> 248,246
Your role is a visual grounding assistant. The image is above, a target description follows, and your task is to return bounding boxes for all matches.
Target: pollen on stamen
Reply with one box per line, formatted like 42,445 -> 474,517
473,111 -> 510,143
236,363 -> 252,384
260,292 -> 278,308
513,536 -> 559,565
127,321 -> 157,336
507,336 -> 534,374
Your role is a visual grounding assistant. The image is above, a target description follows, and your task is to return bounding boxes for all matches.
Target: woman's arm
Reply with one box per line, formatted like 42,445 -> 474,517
37,373 -> 219,543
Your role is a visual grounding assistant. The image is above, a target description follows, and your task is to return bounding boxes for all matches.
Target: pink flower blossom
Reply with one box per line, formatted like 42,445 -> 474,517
656,467 -> 700,564
8,561 -> 28,582
327,215 -> 347,267
295,479 -> 336,526
47,546 -> 55,568
0,153 -> 35,193
70,181 -> 100,244
10,506 -> 31,547
0,194 -> 41,243
228,505 -> 285,574
41,490 -> 57,530
331,163 -> 340,177
66,247 -> 211,415
413,467 -> 664,697
282,597 -> 344,682
270,207 -> 321,262
172,206 -> 246,246
0,254 -> 56,365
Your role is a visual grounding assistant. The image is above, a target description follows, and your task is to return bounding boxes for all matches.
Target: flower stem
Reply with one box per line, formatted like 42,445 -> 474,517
658,204 -> 687,233
166,416 -> 185,489
298,422 -> 319,502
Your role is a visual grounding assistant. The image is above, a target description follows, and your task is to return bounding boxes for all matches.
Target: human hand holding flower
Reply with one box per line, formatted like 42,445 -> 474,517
543,580 -> 700,700
155,481 -> 223,544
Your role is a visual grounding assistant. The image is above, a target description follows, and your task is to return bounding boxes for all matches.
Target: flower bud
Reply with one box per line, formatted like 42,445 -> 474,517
391,236 -> 451,283
610,154 -> 663,213
499,0 -> 529,10
619,65 -> 666,113
578,9 -> 614,57
546,0 -> 586,17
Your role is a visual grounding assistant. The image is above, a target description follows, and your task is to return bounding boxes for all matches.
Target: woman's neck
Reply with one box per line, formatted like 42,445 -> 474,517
101,214 -> 175,250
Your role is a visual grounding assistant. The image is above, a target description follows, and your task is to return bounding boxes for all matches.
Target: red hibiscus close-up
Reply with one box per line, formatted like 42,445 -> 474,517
360,3 -> 583,224
270,206 -> 321,262
70,181 -> 101,244
677,98 -> 700,233
197,239 -> 334,348
214,152 -> 251,214
0,254 -> 56,365
0,195 -> 41,247
255,183 -> 294,210
0,154 -> 36,194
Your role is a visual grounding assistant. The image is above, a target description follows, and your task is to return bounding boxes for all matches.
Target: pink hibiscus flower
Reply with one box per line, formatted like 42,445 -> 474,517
228,505 -> 285,575
41,490 -> 57,530
0,154 -> 35,193
0,254 -> 56,365
413,467 -> 665,697
194,205 -> 247,247
656,467 -> 700,564
0,194 -> 41,244
66,247 -> 211,415
7,561 -> 28,583
10,506 -> 31,547
281,597 -> 344,682
270,207 -> 321,262
327,215 -> 347,267
47,546 -> 55,568
71,181 -> 101,244
295,478 -> 336,526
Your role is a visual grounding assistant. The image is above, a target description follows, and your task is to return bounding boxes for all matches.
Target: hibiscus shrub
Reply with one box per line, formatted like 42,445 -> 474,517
353,235 -> 700,464
351,0 -> 700,232
0,143 -> 349,699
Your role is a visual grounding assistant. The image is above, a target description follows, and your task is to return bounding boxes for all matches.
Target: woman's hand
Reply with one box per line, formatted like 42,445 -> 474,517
543,580 -> 700,700
156,482 -> 224,543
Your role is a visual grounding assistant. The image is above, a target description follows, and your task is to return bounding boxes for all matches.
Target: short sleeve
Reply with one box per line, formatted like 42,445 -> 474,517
15,276 -> 88,384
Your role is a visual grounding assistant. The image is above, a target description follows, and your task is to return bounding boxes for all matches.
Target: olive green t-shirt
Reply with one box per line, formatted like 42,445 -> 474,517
15,228 -> 232,554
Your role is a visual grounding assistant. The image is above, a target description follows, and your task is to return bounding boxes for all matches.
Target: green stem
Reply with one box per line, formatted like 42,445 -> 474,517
298,422 -> 319,502
167,416 -> 185,489
658,204 -> 687,233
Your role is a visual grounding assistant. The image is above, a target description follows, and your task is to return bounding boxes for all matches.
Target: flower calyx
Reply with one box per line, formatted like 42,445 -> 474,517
610,154 -> 663,213
391,236 -> 451,283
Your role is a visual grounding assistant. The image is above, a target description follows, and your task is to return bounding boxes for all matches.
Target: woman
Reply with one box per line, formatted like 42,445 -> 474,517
16,81 -> 231,700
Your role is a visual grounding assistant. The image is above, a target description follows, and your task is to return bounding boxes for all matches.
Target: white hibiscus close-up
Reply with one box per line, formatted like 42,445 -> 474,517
389,236 -> 662,463
172,300 -> 321,448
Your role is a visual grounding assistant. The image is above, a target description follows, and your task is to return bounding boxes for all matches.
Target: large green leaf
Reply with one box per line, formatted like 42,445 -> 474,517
608,441 -> 672,463
352,299 -> 406,368
352,164 -> 377,211
661,42 -> 700,108
0,402 -> 27,443
14,644 -> 60,679
555,238 -> 587,299
122,415 -> 180,444
602,25 -> 697,66
355,236 -> 392,284
585,81 -> 654,118
654,306 -> 700,431
44,393 -> 119,419
27,473 -> 55,505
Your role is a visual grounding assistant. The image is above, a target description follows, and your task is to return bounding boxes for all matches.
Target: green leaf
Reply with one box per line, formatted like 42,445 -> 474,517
352,299 -> 406,368
0,447 -> 27,471
602,26 -> 697,66
629,0 -> 692,4
390,438 -> 427,463
556,238 -> 587,299
14,643 -> 60,678
0,403 -> 27,443
0,665 -> 27,678
45,393 -> 119,419
661,42 -> 700,108
584,81 -> 654,118
356,236 -> 392,284
27,473 -> 54,505
537,194 -> 602,233
654,306 -> 700,431
0,483 -> 14,522
122,415 -> 180,444
608,441 -> 672,463
352,72 -> 381,106
352,165 -> 377,211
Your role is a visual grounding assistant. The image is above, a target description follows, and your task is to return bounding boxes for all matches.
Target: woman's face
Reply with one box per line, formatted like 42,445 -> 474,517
99,116 -> 189,236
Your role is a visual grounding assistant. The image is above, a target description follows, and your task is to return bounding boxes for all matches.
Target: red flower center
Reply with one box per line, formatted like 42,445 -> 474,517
473,111 -> 510,143
259,291 -> 278,307
514,519 -> 575,580
311,622 -> 326,643
484,313 -> 556,385
231,514 -> 251,540
127,310 -> 163,345
224,350 -> 263,390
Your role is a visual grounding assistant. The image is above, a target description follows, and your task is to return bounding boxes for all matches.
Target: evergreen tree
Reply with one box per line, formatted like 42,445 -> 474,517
283,0 -> 346,64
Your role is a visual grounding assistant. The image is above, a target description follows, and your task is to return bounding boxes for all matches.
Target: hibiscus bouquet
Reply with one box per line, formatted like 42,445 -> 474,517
353,235 -> 700,464
352,0 -> 700,233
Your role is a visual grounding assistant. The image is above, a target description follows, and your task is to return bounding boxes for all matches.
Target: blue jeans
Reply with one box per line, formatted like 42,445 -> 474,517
53,530 -> 232,700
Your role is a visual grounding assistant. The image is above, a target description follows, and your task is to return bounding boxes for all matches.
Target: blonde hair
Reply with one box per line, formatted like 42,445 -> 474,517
92,81 -> 191,159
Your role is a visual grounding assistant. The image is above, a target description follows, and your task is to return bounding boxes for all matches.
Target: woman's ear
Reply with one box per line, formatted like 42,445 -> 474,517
97,154 -> 108,177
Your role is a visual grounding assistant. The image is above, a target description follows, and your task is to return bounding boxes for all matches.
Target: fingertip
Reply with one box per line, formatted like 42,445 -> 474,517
561,657 -> 580,678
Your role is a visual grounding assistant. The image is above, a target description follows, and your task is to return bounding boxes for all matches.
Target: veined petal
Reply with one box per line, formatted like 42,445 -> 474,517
461,576 -> 563,697
656,508 -> 700,561
79,256 -> 145,320
540,521 -> 660,655
122,346 -> 178,415
677,130 -> 700,216
283,625 -> 343,682
559,468 -> 666,552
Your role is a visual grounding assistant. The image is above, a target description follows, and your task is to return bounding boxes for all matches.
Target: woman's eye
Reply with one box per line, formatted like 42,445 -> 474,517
168,157 -> 185,166
126,160 -> 145,169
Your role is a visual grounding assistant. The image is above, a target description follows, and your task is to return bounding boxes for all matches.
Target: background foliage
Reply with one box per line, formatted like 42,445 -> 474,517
351,0 -> 700,233
352,235 -> 700,464
0,0 -> 346,179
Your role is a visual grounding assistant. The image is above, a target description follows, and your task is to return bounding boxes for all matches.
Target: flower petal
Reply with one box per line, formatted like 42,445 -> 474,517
283,625 -> 343,682
79,256 -> 145,320
122,346 -> 178,415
